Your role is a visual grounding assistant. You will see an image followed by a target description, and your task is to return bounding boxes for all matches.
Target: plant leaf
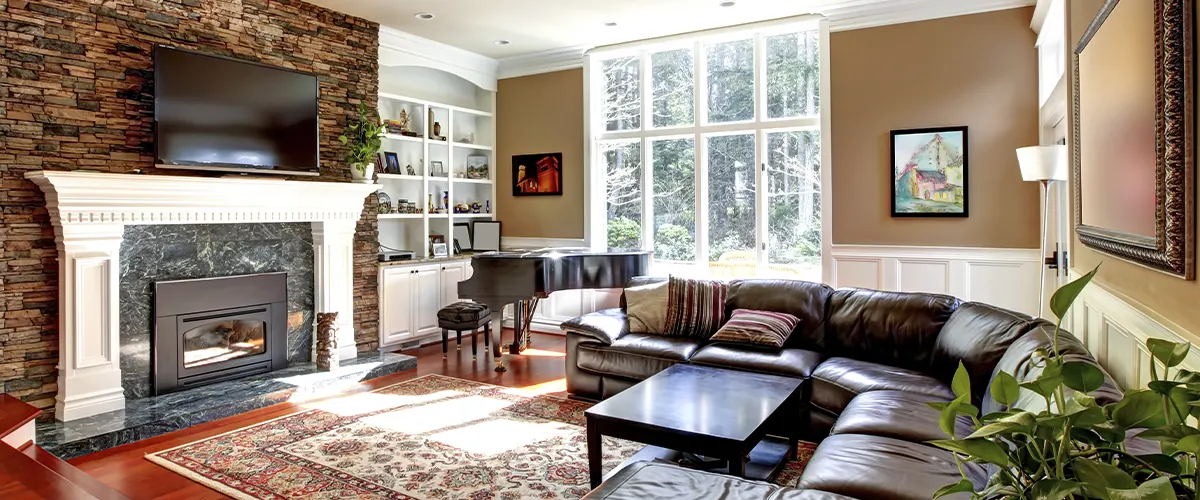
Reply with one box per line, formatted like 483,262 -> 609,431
1134,454 -> 1183,475
928,439 -> 1009,466
932,479 -> 975,500
1030,479 -> 1082,500
951,362 -> 970,399
1147,338 -> 1190,369
1135,424 -> 1199,444
1107,477 -> 1176,500
925,401 -> 949,412
990,371 -> 1019,407
1147,380 -> 1184,395
1176,434 -> 1200,454
938,395 -> 971,438
1019,372 -> 1062,399
1050,264 -> 1099,320
1110,389 -> 1167,430
965,419 -> 1029,439
1062,361 -> 1106,393
1074,459 -> 1136,500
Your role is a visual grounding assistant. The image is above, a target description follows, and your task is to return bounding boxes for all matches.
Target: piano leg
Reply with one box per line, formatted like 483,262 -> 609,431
509,301 -> 525,355
490,316 -> 506,372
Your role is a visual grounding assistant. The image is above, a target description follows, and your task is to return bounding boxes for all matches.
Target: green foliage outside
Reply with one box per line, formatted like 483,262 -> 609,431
932,265 -> 1200,499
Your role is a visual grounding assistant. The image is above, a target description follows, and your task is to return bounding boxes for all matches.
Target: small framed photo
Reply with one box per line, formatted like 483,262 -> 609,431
891,126 -> 968,218
430,160 -> 446,177
431,243 -> 449,258
466,155 -> 490,180
384,152 -> 401,175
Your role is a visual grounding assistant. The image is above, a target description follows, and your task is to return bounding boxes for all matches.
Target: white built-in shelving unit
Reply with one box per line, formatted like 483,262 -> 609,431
375,88 -> 497,257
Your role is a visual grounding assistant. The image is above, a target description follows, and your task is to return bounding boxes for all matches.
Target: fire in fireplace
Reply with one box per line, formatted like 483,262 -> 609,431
153,273 -> 288,395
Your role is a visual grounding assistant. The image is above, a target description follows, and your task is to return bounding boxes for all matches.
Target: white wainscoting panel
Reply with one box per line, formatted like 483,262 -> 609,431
1069,271 -> 1200,390
830,245 -> 1042,316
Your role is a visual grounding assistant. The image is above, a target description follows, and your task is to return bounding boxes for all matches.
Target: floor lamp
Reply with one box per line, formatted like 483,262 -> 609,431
1016,145 -> 1068,317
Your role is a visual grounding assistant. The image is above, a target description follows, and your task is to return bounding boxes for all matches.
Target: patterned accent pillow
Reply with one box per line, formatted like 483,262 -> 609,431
663,276 -> 728,338
709,309 -> 800,349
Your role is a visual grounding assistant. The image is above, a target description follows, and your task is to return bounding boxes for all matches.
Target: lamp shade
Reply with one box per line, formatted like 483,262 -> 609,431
1016,145 -> 1068,182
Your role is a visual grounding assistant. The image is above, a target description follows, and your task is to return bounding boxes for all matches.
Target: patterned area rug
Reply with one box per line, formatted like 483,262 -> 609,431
147,374 -> 816,499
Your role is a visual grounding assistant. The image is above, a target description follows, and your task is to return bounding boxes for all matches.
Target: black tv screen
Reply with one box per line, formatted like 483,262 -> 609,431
154,46 -> 320,176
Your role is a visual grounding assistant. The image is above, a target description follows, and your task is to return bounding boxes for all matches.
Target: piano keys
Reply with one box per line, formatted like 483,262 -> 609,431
457,248 -> 652,372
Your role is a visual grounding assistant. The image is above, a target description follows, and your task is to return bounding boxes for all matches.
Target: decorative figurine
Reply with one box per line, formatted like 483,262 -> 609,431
406,164 -> 416,176
443,191 -> 449,212
428,193 -> 434,212
470,202 -> 482,214
316,312 -> 339,371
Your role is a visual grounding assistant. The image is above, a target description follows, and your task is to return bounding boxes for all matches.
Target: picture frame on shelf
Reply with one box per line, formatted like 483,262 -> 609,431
453,222 -> 472,251
431,243 -> 449,258
466,155 -> 490,180
383,152 -> 401,175
472,221 -> 501,251
430,161 -> 446,177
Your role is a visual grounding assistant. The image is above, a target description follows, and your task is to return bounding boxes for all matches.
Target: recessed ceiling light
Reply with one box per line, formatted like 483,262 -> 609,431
604,21 -> 618,27
494,39 -> 511,45
720,1 -> 736,6
414,12 -> 435,20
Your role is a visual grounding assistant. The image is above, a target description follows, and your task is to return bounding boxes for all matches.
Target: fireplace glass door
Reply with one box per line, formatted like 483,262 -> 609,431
182,318 -> 267,369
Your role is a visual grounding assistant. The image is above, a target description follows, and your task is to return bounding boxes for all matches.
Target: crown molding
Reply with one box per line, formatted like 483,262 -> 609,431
493,0 -> 1034,80
826,0 -> 1035,32
497,45 -> 589,80
378,26 -> 500,91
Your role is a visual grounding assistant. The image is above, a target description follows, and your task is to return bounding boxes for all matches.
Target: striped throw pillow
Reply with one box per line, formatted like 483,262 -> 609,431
663,276 -> 728,338
709,309 -> 800,349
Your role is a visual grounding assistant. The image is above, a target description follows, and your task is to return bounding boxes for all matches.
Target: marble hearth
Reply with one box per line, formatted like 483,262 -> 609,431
25,171 -> 382,422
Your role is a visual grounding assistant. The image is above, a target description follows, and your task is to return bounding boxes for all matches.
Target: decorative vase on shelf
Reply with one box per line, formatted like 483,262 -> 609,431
433,122 -> 442,139
443,191 -> 449,211
428,193 -> 434,212
485,200 -> 491,214
350,162 -> 375,184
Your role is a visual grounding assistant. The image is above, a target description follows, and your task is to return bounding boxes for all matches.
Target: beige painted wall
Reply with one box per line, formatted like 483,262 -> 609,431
496,69 -> 586,239
830,7 -> 1041,248
1067,0 -> 1200,341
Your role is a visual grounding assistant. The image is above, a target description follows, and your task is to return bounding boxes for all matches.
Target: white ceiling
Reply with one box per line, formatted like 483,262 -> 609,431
306,0 -> 1034,60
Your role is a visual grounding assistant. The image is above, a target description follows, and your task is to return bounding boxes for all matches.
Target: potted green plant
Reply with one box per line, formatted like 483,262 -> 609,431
339,102 -> 385,183
931,264 -> 1200,499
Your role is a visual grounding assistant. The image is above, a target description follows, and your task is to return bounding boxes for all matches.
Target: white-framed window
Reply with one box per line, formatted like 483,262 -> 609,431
1037,0 -> 1066,106
585,17 -> 829,282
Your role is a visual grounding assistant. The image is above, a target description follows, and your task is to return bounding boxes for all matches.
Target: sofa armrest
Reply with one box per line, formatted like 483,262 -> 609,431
560,308 -> 629,345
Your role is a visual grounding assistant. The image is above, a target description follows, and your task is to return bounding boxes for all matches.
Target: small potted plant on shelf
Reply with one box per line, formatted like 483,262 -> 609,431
339,102 -> 385,183
931,264 -> 1200,500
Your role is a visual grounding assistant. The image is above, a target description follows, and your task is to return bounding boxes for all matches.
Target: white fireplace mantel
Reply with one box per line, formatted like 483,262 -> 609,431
24,171 -> 378,422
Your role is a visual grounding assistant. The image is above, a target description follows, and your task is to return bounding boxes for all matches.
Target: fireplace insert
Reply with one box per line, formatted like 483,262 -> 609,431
153,273 -> 288,395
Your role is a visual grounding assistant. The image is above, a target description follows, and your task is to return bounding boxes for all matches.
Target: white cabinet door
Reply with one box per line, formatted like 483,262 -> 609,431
439,261 -> 468,307
380,267 -> 415,346
413,265 -> 442,337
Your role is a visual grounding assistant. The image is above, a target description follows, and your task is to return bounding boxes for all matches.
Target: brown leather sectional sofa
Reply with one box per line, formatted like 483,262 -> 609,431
563,278 -> 1122,500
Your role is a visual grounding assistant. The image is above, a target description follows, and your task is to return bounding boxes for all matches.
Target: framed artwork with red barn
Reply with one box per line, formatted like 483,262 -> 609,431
512,152 -> 563,196
890,126 -> 969,218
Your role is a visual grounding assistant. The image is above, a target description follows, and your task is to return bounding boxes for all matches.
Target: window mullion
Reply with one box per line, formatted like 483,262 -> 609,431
755,32 -> 766,126
642,137 -> 654,256
693,41 -> 709,272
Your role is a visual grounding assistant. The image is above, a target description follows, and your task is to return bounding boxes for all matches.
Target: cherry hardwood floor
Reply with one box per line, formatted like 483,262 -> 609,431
66,331 -> 568,500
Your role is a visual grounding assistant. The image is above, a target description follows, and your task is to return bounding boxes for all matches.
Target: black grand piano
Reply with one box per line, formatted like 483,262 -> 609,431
458,248 -> 651,372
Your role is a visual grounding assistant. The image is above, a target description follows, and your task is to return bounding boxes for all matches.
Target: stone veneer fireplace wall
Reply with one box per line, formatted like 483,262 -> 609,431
119,223 -> 315,399
0,0 -> 381,413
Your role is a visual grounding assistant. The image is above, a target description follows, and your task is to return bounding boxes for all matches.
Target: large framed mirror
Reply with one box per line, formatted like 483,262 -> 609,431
1074,0 -> 1195,279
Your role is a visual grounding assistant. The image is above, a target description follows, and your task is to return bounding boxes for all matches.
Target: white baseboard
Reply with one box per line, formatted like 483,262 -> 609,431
830,244 -> 1042,316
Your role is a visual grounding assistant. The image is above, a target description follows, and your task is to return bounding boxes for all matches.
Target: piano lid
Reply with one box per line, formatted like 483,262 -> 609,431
471,248 -> 652,259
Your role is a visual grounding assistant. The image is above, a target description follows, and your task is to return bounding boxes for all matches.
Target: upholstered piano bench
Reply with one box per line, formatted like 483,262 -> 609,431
437,302 -> 492,360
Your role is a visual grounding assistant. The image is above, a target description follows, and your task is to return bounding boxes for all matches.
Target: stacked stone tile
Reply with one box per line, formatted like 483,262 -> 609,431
0,0 -> 381,411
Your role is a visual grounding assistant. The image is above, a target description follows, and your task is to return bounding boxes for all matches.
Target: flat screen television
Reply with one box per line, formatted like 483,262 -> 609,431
154,46 -> 320,176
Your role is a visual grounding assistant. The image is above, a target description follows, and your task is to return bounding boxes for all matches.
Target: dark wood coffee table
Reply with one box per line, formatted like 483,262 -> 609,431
584,364 -> 809,488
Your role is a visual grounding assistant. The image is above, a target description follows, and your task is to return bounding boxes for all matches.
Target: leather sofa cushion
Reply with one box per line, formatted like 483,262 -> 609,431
931,302 -> 1040,404
831,390 -> 972,442
582,462 -> 856,500
690,345 -> 822,379
982,323 -> 1122,415
576,333 -> 701,381
798,434 -> 986,500
561,308 -> 630,345
825,288 -> 960,371
811,357 -> 954,416
725,279 -> 834,349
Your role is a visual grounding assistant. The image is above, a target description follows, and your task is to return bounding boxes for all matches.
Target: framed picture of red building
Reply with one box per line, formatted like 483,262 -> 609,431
890,126 -> 968,218
512,152 -> 563,196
